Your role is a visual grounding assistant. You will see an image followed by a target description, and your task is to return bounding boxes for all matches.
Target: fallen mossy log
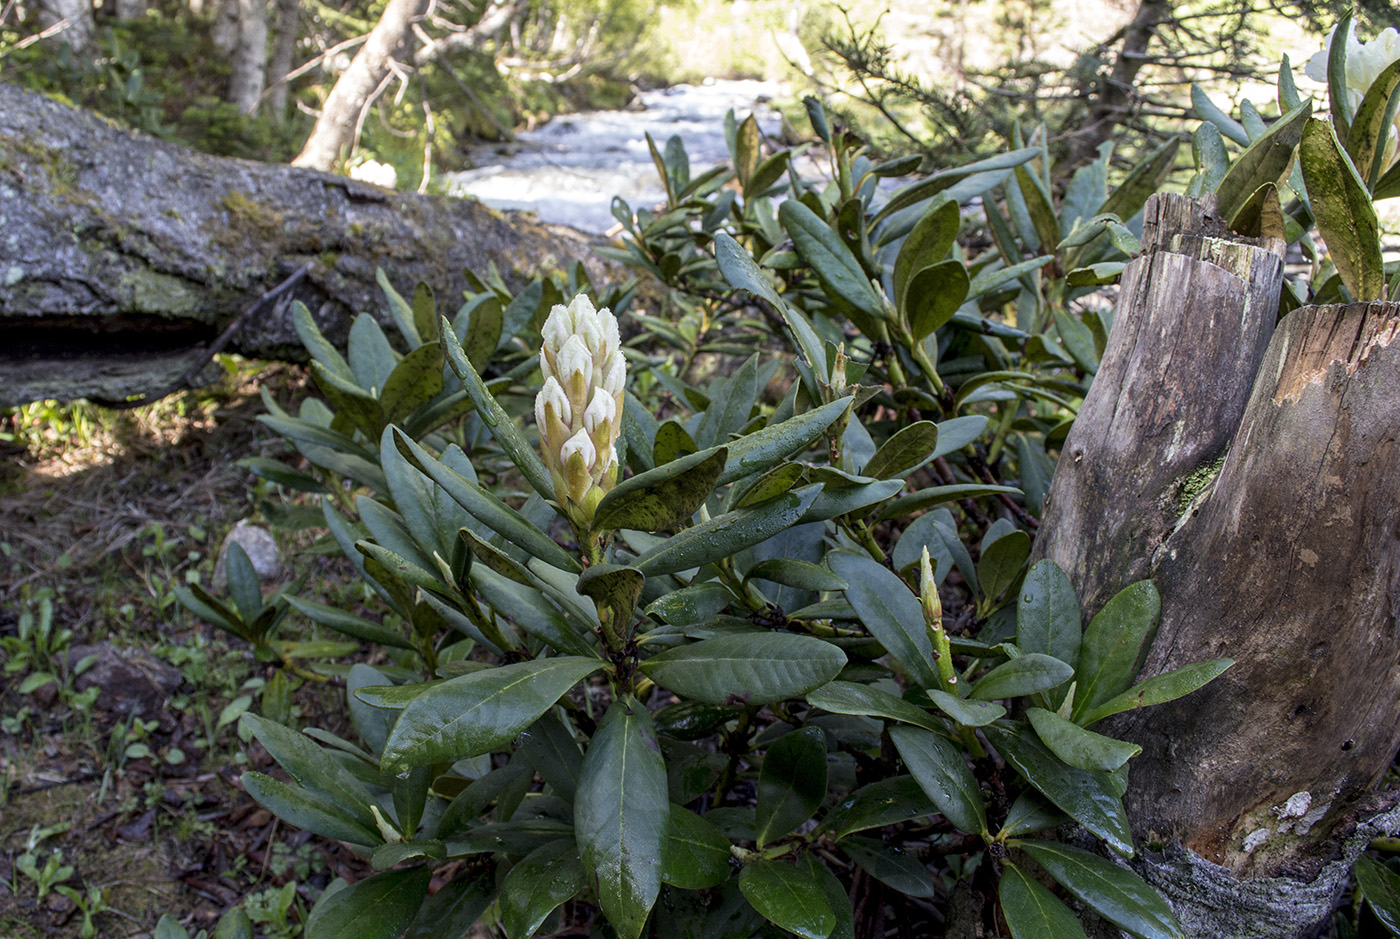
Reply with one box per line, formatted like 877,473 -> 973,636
0,82 -> 610,406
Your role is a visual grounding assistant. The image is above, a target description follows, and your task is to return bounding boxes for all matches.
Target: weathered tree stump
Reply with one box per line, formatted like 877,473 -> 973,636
1123,297 -> 1400,878
1032,193 -> 1285,618
0,82 -> 610,406
1034,192 -> 1400,937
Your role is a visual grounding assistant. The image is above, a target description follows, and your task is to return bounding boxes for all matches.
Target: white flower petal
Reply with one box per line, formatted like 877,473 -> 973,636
583,392 -> 616,435
557,335 -> 594,388
542,304 -> 571,355
600,355 -> 625,398
599,306 -> 621,350
576,308 -> 603,351
567,294 -> 597,327
560,427 -> 597,468
536,376 -> 571,427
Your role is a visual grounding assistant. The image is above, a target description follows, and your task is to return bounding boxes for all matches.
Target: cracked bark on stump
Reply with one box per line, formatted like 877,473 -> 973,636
1033,192 -> 1400,937
0,82 -> 610,406
1032,192 -> 1285,619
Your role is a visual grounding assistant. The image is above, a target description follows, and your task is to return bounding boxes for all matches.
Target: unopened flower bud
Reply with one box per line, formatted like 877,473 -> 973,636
920,546 -> 958,690
560,429 -> 597,503
830,343 -> 850,396
534,294 -> 626,527
920,546 -> 941,626
583,390 -> 614,431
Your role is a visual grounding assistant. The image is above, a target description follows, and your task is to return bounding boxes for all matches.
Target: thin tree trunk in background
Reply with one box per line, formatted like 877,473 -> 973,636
229,0 -> 269,114
1033,193 -> 1400,937
266,0 -> 300,120
34,0 -> 94,53
292,0 -> 427,171
1063,0 -> 1172,166
211,0 -> 238,54
115,0 -> 148,21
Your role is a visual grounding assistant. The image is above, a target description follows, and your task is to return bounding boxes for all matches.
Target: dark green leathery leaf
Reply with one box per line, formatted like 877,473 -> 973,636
593,447 -> 727,532
738,859 -> 836,939
842,835 -> 936,898
1300,117 -> 1386,301
970,653 -> 1073,702
999,863 -> 1089,939
631,485 -> 821,576
574,698 -> 669,939
1026,707 -> 1141,772
641,633 -> 846,706
983,722 -> 1133,856
828,551 -> 940,690
1017,560 -> 1082,672
381,657 -> 602,774
826,776 -> 936,840
1072,580 -> 1161,722
893,196 -> 960,311
889,725 -> 987,835
1015,840 -> 1184,939
304,867 -> 431,939
806,681 -> 943,733
500,839 -> 584,939
756,727 -> 828,845
659,805 -> 731,889
577,563 -> 645,632
861,421 -> 940,479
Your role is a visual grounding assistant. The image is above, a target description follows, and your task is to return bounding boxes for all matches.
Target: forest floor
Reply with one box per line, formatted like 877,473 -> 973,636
0,363 -> 373,938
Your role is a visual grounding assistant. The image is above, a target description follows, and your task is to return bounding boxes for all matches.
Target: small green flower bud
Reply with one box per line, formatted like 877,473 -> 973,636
921,546 -> 958,689
920,546 -> 942,626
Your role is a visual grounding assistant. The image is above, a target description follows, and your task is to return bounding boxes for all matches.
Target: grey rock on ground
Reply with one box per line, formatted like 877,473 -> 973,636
64,642 -> 182,717
212,520 -> 281,589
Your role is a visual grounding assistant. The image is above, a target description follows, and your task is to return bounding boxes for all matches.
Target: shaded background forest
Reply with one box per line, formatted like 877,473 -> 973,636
5,0 -> 1394,185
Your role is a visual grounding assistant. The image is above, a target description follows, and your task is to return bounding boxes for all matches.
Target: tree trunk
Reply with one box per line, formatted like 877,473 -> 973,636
1033,193 -> 1400,937
292,0 -> 427,171
210,0 -> 238,55
34,0 -> 94,54
266,0 -> 301,120
0,83 -> 610,407
1032,194 -> 1285,618
1063,0 -> 1171,167
115,0 -> 148,21
229,0 -> 270,115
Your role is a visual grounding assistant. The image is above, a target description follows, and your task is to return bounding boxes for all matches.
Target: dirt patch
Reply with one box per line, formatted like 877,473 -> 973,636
0,363 -> 374,937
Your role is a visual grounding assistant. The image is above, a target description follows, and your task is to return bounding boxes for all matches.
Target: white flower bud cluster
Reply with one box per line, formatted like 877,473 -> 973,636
535,295 -> 625,523
1304,24 -> 1400,166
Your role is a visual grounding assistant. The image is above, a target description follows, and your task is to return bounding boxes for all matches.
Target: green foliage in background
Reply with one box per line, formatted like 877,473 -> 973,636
1189,12 -> 1400,308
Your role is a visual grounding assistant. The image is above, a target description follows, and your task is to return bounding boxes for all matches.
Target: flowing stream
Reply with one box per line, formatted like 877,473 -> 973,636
445,80 -> 791,233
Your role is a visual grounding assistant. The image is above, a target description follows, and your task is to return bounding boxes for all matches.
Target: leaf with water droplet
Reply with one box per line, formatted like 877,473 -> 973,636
739,858 -> 836,939
500,839 -> 584,939
659,806 -> 731,889
889,725 -> 987,835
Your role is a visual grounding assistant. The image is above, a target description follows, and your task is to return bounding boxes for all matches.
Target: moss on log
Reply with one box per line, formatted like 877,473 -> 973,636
0,82 -> 611,406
